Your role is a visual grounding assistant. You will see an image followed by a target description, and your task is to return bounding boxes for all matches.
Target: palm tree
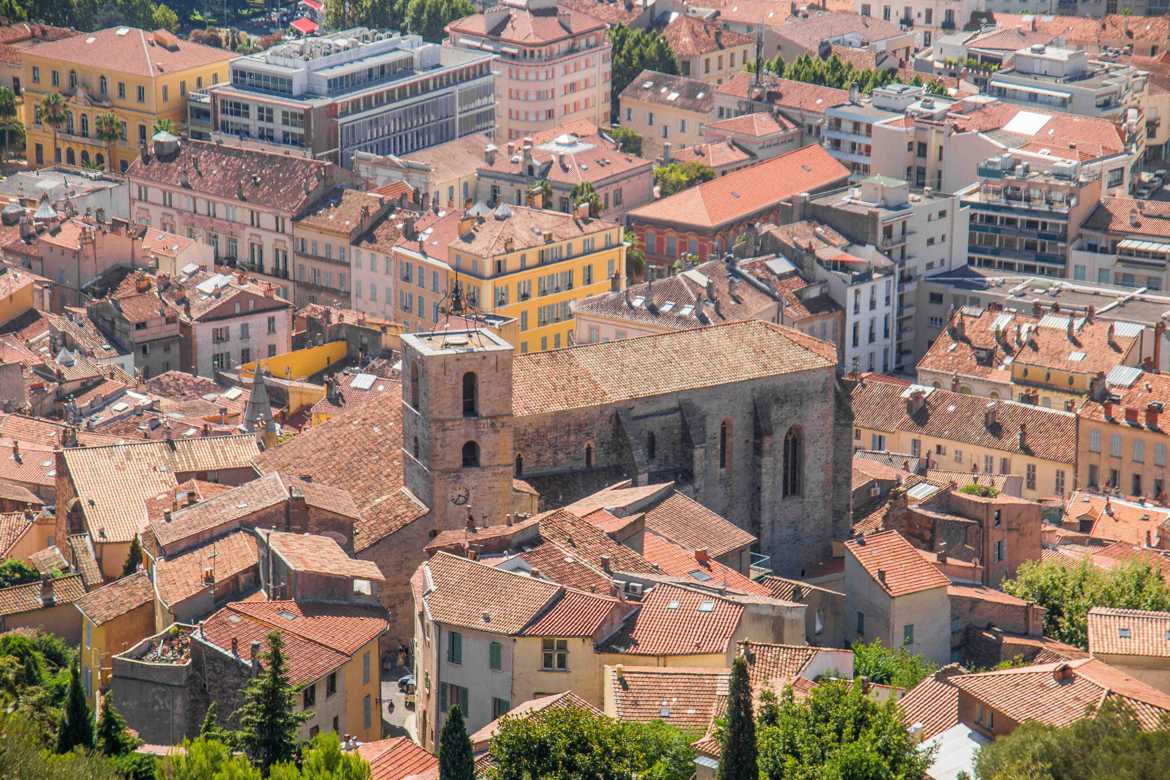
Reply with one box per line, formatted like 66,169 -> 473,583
94,112 -> 120,172
0,119 -> 25,163
152,117 -> 175,137
39,92 -> 67,165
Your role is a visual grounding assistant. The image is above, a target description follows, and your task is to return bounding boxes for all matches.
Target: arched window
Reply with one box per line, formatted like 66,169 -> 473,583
646,431 -> 656,461
409,362 -> 420,409
99,76 -> 107,95
95,153 -> 104,168
80,114 -> 88,137
66,148 -> 75,165
719,419 -> 731,470
514,454 -> 523,477
68,70 -> 76,89
412,436 -> 420,460
585,444 -> 593,469
462,441 -> 480,468
462,371 -> 478,417
783,427 -> 802,497
80,151 -> 90,166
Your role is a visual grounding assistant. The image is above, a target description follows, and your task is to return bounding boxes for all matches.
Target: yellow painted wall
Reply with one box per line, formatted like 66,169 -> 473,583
96,540 -> 131,582
4,602 -> 80,644
81,602 -> 155,709
0,276 -> 36,328
6,514 -> 56,563
21,46 -> 230,172
511,636 -> 606,708
341,638 -> 382,742
241,341 -> 348,382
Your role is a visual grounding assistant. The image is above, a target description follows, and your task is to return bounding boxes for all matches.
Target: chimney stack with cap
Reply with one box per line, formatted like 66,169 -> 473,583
40,573 -> 54,606
695,548 -> 710,565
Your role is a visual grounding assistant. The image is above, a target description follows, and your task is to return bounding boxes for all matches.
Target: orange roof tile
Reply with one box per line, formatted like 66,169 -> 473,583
66,534 -> 102,589
446,6 -> 606,46
845,530 -> 950,598
641,532 -> 771,596
1088,607 -> 1170,658
899,666 -> 964,740
74,571 -> 153,625
225,599 -> 387,655
608,665 -> 730,732
153,530 -> 259,608
356,737 -> 437,780
628,144 -> 848,230
538,508 -> 658,575
424,552 -> 560,635
663,15 -> 752,57
602,584 -> 743,656
740,640 -> 820,691
468,691 -> 602,751
26,28 -> 234,77
0,511 -> 34,556
0,573 -> 85,616
266,530 -> 384,582
513,319 -> 836,416
1062,492 -> 1170,547
521,588 -> 623,637
716,72 -> 848,116
641,490 -> 755,558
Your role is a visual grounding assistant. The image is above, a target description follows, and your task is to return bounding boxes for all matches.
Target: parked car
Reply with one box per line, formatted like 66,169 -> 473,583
397,674 -> 415,694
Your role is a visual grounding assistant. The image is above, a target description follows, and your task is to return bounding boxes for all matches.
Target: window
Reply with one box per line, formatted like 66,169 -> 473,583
783,428 -> 802,497
303,683 -> 316,708
362,651 -> 370,684
462,441 -> 480,467
856,611 -> 865,636
1089,429 -> 1101,453
1110,434 -> 1122,458
363,694 -> 372,730
646,431 -> 656,461
326,672 -> 337,697
1000,457 -> 1010,474
447,630 -> 462,664
514,454 -> 523,477
1026,463 -> 1036,491
1157,443 -> 1167,467
719,419 -> 730,469
903,624 -> 914,645
489,641 -> 502,671
137,85 -> 145,103
462,372 -> 478,417
1055,469 -> 1066,496
585,444 -> 593,469
542,638 -> 568,670
1133,473 -> 1143,497
1133,440 -> 1145,463
492,697 -> 511,719
440,682 -> 469,714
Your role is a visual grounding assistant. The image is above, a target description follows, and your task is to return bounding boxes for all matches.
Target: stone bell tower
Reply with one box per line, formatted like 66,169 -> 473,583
400,329 -> 515,532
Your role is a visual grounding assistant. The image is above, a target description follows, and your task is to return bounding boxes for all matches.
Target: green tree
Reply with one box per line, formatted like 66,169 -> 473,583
973,697 -> 1170,779
438,705 -> 474,780
0,559 -> 40,588
235,631 -> 307,773
851,637 -> 937,688
198,701 -> 229,743
569,181 -> 602,218
623,228 -> 645,282
94,112 -> 121,175
608,24 -> 679,122
151,118 -> 175,137
654,160 -> 715,196
151,2 -> 179,32
96,693 -> 139,757
1002,560 -> 1170,648
39,92 -> 68,166
402,0 -> 475,42
0,85 -> 16,159
162,737 -> 261,780
608,125 -> 642,155
531,178 -> 552,209
719,655 -> 757,780
289,732 -> 370,779
0,713 -> 121,780
121,536 -> 143,577
757,679 -> 932,780
56,659 -> 95,754
487,705 -> 694,780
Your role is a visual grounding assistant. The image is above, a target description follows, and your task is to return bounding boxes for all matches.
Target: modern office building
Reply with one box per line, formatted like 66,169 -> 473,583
200,28 -> 495,168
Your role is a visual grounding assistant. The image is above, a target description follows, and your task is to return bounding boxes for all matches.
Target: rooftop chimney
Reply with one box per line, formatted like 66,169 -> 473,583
40,573 -> 54,606
695,548 -> 710,565
1017,423 -> 1027,451
600,554 -> 612,573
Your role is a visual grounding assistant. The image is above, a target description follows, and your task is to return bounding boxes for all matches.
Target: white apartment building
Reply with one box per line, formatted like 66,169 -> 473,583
202,29 -> 495,168
824,84 -> 926,180
819,246 -> 899,375
989,45 -> 1148,121
446,0 -> 611,141
857,0 -> 978,48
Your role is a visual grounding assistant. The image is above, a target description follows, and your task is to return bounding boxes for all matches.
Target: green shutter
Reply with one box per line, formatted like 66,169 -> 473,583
489,641 -> 501,670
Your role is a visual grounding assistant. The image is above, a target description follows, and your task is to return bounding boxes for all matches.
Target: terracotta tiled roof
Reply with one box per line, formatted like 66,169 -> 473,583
537,509 -> 658,575
1091,542 -> 1170,581
628,144 -> 848,229
851,379 -> 1078,464
0,573 -> 85,616
774,10 -> 905,50
572,257 -> 778,332
446,6 -> 606,45
0,413 -> 123,447
74,571 -> 153,625
951,658 -> 1170,730
25,28 -> 234,77
675,141 -> 753,171
828,44 -> 878,71
62,435 -> 261,544
414,204 -> 618,260
608,665 -> 729,732
951,101 -> 1126,160
619,69 -> 714,113
0,511 -> 33,556
1080,368 -> 1170,424
0,438 -> 56,489
513,319 -> 836,416
478,121 -> 653,188
947,583 -> 1030,607
991,13 -> 1169,47
518,541 -> 614,593
28,545 -> 67,574
642,490 -> 755,558
423,551 -> 560,635
154,530 -> 258,608
663,15 -> 752,57
199,599 -> 387,685
520,588 -> 623,637
356,737 -> 438,780
705,111 -> 791,137
740,641 -> 818,691
267,530 -> 384,581
641,532 -> 771,596
1088,607 -> 1170,658
716,72 -> 848,116
66,534 -> 103,589
468,690 -> 602,751
845,530 -> 950,598
1062,492 -> 1170,547
899,665 -> 964,741
127,140 -> 341,216
295,188 -> 387,235
602,584 -> 743,656
253,382 -> 427,552
759,576 -> 843,603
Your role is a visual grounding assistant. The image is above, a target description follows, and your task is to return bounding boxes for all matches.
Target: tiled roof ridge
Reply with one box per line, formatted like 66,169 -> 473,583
64,431 -> 256,454
224,599 -> 386,654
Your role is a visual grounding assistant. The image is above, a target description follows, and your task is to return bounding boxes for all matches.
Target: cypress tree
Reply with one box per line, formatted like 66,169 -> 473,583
198,701 -> 228,743
56,659 -> 95,753
438,704 -> 475,780
235,631 -> 306,773
96,692 -> 139,756
719,655 -> 757,780
122,536 -> 143,577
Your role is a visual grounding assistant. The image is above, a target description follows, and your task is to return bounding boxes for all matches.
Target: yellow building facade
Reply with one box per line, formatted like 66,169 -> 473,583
21,28 -> 233,173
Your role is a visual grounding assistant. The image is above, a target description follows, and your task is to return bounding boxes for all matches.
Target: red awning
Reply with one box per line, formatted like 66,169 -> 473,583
290,17 -> 319,34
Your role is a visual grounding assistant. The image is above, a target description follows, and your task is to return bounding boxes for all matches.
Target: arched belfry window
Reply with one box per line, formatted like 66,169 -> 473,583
410,363 -> 420,409
462,371 -> 478,417
783,427 -> 802,497
462,441 -> 480,468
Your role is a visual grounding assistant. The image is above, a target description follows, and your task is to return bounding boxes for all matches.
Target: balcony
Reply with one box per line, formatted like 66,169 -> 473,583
824,127 -> 873,146
970,223 -> 1067,243
969,244 -> 1065,265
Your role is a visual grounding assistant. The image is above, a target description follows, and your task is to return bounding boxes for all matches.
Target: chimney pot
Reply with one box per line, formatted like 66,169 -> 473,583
695,548 -> 710,565
600,554 -> 612,572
